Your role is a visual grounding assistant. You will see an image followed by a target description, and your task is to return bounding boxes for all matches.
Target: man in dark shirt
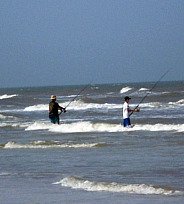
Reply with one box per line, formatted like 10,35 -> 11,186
49,95 -> 66,124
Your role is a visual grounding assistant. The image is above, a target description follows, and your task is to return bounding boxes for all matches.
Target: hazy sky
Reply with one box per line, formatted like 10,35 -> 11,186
0,0 -> 184,88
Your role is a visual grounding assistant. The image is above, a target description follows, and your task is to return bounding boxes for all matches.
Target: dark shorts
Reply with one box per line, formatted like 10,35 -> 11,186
49,115 -> 59,124
122,118 -> 131,127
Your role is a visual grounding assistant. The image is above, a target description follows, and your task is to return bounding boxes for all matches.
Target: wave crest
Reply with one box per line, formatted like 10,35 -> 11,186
3,141 -> 101,149
25,121 -> 184,133
120,86 -> 132,94
0,94 -> 17,100
54,176 -> 183,196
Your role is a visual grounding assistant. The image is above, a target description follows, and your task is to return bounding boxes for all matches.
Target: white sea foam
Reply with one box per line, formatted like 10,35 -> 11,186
139,88 -> 149,91
24,104 -> 48,111
0,94 -> 17,100
25,121 -> 125,132
63,94 -> 80,98
177,125 -> 184,133
0,121 -> 27,128
0,114 -> 15,119
0,172 -> 13,176
0,123 -> 11,127
25,121 -> 184,133
23,99 -> 184,113
67,100 -> 121,111
139,101 -> 184,109
139,102 -> 162,108
91,86 -> 99,90
54,176 -> 183,196
169,99 -> 184,106
4,141 -> 100,149
176,99 -> 184,104
133,124 -> 184,132
25,121 -> 53,130
0,114 -> 7,119
120,86 -> 132,94
23,101 -> 122,112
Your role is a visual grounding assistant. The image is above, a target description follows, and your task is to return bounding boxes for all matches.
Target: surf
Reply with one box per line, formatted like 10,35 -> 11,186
0,94 -> 17,100
25,121 -> 184,133
3,141 -> 102,149
54,176 -> 183,196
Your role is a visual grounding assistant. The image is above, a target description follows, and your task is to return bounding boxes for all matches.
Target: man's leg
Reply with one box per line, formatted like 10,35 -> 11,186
123,118 -> 131,127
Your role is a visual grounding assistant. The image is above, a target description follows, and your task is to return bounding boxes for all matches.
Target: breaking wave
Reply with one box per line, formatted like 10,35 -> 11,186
0,94 -> 17,100
0,122 -> 27,128
3,141 -> 102,149
24,104 -> 48,111
23,101 -> 122,112
120,86 -> 132,94
139,88 -> 149,91
169,99 -> 184,105
0,113 -> 15,119
54,176 -> 183,196
25,121 -> 184,133
23,100 -> 184,113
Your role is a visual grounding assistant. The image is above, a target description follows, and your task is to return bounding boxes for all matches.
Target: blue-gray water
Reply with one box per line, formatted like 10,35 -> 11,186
0,81 -> 184,204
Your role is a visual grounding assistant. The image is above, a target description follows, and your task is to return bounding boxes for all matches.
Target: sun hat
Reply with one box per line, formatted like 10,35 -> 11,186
50,95 -> 56,100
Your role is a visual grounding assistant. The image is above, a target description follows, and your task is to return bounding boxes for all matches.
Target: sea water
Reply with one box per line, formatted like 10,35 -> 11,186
0,81 -> 184,204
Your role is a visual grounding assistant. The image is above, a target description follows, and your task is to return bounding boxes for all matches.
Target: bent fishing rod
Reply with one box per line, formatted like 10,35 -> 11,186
64,83 -> 92,109
129,69 -> 170,116
59,83 -> 92,115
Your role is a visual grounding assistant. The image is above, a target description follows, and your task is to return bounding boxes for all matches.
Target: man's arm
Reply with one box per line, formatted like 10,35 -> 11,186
58,105 -> 66,113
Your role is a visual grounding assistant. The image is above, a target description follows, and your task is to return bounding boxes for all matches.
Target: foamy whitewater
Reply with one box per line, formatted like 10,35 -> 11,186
0,81 -> 184,204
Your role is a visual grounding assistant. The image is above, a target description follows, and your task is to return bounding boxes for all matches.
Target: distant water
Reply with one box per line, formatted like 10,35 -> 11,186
0,81 -> 184,204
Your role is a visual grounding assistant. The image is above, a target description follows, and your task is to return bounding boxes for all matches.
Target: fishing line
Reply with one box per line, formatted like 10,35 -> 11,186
59,82 -> 92,115
129,69 -> 171,116
64,83 -> 92,109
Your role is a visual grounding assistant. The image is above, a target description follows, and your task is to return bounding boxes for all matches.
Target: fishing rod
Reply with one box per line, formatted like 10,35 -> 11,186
129,69 -> 170,116
59,83 -> 91,115
64,83 -> 91,109
58,84 -> 91,116
58,82 -> 92,116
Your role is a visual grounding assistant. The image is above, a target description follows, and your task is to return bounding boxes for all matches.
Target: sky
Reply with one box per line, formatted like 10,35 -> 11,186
0,0 -> 184,88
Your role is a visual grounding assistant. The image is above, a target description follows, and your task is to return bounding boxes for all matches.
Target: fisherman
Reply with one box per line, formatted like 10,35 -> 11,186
49,95 -> 66,124
122,96 -> 139,127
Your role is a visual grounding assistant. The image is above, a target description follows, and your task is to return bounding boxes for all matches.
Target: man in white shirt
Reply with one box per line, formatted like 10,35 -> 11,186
122,96 -> 139,127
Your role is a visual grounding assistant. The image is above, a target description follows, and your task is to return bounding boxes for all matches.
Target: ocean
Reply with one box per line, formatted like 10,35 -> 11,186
0,81 -> 184,204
